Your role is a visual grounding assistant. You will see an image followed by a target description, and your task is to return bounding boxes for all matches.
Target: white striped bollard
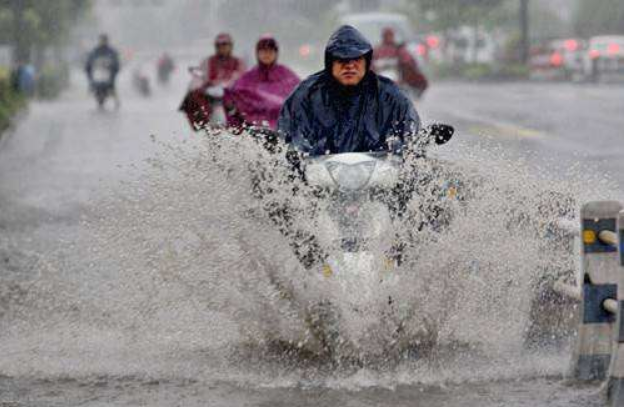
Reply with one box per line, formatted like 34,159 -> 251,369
607,210 -> 624,406
570,201 -> 622,381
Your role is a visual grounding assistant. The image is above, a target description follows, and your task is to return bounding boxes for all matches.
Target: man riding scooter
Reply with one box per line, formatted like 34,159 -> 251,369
273,26 -> 451,269
279,25 -> 422,155
85,34 -> 120,109
179,33 -> 245,130
259,28 -> 454,356
271,26 -> 421,267
373,27 -> 428,99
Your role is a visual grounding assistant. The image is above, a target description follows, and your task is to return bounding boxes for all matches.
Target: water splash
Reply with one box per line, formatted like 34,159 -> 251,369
0,128 -> 620,388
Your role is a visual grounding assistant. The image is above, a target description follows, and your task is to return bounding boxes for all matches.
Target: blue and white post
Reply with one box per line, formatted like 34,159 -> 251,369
570,201 -> 623,381
606,209 -> 624,405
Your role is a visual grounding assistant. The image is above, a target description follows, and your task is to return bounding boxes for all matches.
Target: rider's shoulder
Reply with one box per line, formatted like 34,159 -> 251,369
300,71 -> 325,88
100,45 -> 119,55
289,71 -> 325,98
276,64 -> 299,78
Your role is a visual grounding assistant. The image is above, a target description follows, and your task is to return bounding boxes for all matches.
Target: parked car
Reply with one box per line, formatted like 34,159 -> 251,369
585,36 -> 624,82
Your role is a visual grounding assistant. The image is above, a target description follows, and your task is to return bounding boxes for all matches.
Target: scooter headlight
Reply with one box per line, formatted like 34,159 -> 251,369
325,161 -> 377,192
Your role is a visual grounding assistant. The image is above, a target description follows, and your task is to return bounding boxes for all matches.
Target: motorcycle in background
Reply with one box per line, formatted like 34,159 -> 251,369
204,83 -> 226,124
90,56 -> 118,109
375,57 -> 401,83
374,56 -> 428,100
157,53 -> 175,85
132,68 -> 152,97
179,66 -> 226,130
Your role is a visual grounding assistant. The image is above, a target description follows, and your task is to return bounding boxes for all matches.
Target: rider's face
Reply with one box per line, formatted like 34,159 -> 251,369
383,30 -> 395,45
216,43 -> 232,57
257,48 -> 278,66
332,57 -> 366,86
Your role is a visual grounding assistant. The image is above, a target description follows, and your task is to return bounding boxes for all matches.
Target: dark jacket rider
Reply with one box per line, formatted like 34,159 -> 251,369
85,34 -> 120,88
278,25 -> 421,156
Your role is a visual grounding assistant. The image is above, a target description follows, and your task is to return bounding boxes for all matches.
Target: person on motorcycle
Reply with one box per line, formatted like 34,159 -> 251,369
278,25 -> 421,157
179,33 -> 245,130
373,27 -> 428,99
199,33 -> 245,85
224,35 -> 300,130
11,58 -> 36,97
85,34 -> 120,107
132,65 -> 151,97
156,52 -> 175,85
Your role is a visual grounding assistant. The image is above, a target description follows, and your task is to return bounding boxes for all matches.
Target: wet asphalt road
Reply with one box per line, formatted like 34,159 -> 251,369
1,72 -> 623,406
420,80 -> 624,189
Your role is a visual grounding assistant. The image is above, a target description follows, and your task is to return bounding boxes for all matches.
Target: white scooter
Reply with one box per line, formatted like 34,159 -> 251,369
204,84 -> 226,125
375,56 -> 426,100
375,57 -> 401,83
275,125 -> 455,358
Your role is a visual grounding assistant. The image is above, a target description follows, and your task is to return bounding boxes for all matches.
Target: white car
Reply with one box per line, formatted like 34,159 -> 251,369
340,12 -> 413,46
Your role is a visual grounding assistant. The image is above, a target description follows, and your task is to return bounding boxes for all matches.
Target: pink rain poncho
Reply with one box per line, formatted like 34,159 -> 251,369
224,36 -> 300,130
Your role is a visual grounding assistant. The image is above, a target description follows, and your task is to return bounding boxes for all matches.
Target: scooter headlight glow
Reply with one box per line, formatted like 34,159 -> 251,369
325,161 -> 377,192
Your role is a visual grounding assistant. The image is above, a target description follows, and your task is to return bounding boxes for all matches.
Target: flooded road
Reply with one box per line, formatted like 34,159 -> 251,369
0,376 -> 602,406
1,70 -> 622,406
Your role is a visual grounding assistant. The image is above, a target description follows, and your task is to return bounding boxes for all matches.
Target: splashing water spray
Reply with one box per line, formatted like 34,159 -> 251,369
0,126 -> 619,387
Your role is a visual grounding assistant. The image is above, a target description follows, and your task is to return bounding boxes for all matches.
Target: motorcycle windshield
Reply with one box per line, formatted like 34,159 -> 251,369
92,58 -> 113,83
306,153 -> 401,192
374,57 -> 400,82
326,160 -> 376,191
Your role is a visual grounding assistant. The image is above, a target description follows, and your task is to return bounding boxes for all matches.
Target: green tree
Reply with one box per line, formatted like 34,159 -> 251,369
0,0 -> 92,63
415,0 -> 508,32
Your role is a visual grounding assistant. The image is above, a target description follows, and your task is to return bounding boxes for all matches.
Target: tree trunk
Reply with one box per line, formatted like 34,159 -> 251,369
520,0 -> 530,64
472,25 -> 479,64
11,0 -> 30,64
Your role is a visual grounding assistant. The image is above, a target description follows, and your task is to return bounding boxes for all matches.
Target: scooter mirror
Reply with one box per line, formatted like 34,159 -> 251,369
428,123 -> 454,145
